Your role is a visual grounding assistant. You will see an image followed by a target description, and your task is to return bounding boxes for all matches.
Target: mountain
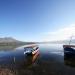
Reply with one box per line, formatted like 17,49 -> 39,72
48,39 -> 75,44
0,37 -> 35,46
0,37 -> 18,43
36,39 -> 75,44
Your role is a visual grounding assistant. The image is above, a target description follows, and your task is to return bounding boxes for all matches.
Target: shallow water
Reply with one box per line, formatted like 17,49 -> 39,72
0,44 -> 75,75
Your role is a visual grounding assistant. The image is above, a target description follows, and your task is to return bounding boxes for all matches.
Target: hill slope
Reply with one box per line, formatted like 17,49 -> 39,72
0,37 -> 34,46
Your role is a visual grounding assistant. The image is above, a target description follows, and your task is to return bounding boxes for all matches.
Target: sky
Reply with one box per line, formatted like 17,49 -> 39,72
0,0 -> 75,42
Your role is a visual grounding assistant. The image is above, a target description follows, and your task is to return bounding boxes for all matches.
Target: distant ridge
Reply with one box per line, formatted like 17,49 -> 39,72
36,39 -> 75,44
0,37 -> 18,43
0,37 -> 35,46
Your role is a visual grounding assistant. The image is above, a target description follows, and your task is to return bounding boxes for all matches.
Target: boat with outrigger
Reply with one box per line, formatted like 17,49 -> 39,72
63,35 -> 75,58
24,44 -> 39,55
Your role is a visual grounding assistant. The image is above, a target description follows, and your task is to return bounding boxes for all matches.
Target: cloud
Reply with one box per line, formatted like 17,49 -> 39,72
42,24 -> 75,41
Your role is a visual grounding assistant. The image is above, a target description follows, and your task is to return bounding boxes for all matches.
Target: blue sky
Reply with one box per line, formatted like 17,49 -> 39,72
0,0 -> 75,41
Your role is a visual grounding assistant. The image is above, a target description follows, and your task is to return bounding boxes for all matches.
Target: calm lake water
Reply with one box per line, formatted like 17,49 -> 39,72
0,44 -> 75,75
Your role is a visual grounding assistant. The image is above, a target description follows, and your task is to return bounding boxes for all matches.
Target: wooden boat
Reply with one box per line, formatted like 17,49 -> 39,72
63,45 -> 75,52
63,35 -> 75,58
24,44 -> 39,55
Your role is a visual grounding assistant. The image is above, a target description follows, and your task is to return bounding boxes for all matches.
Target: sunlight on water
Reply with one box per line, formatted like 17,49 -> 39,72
50,52 -> 64,56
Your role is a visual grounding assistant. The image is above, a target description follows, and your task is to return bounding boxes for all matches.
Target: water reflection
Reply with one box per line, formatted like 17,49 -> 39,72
0,45 -> 23,51
64,52 -> 75,67
1,44 -> 75,75
25,51 -> 40,67
0,51 -> 40,75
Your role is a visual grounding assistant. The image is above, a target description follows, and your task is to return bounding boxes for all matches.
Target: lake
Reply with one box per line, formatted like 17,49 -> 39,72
0,44 -> 75,75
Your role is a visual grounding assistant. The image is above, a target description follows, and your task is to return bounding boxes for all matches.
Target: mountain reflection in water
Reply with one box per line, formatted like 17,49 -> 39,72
0,49 -> 40,75
0,44 -> 75,75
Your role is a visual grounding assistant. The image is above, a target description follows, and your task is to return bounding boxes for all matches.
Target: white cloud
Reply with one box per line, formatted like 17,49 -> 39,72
42,24 -> 75,41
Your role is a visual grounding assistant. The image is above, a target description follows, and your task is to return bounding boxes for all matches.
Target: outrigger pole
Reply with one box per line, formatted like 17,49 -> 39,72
69,34 -> 73,45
